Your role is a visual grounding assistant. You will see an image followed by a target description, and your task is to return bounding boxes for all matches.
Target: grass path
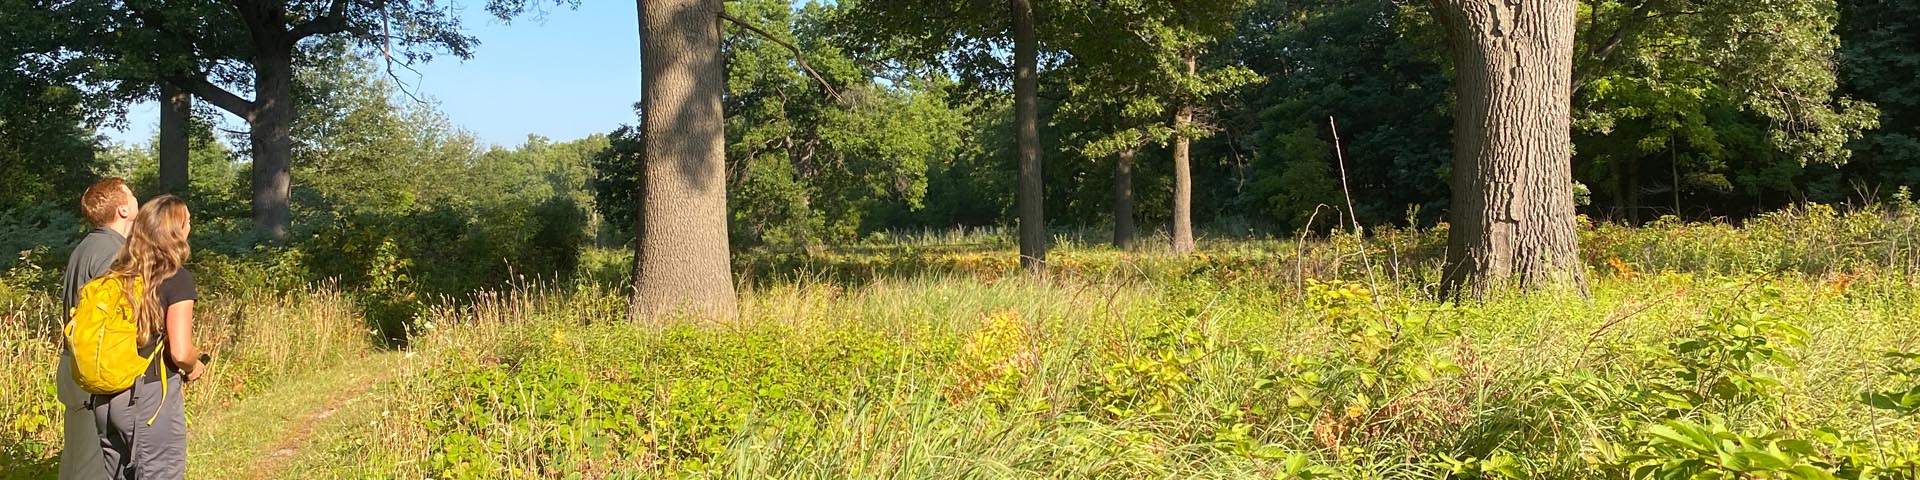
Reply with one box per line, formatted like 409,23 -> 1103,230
186,351 -> 403,479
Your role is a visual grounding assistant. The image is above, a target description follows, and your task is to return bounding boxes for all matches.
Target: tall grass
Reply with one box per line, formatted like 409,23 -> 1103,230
356,206 -> 1920,478
361,271 -> 1919,478
0,278 -> 374,477
12,205 -> 1920,478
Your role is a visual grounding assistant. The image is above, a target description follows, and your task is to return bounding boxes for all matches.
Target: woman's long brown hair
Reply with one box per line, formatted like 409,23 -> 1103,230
107,195 -> 191,348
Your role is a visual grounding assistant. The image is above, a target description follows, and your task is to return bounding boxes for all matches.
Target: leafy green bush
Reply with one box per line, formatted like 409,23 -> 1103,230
0,204 -> 84,273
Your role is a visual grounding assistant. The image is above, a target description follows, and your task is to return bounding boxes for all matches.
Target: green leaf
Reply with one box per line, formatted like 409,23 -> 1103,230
1789,465 -> 1836,480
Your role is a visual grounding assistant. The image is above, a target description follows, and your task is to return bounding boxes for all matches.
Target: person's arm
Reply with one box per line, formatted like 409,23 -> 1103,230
165,300 -> 205,382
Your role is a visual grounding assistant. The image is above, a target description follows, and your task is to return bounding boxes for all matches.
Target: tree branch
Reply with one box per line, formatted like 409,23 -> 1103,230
290,0 -> 355,40
1575,0 -> 1666,91
715,10 -> 844,103
170,74 -> 255,120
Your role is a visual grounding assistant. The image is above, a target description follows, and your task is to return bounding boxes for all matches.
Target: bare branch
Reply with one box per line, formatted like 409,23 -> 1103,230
378,8 -> 430,105
171,74 -> 255,120
715,10 -> 844,103
386,62 -> 431,105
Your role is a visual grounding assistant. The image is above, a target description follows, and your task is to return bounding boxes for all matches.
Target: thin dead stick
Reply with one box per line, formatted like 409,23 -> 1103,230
1329,117 -> 1363,238
717,11 -> 844,103
1579,263 -> 1794,364
1577,286 -> 1685,361
1330,117 -> 1384,308
1298,204 -> 1330,295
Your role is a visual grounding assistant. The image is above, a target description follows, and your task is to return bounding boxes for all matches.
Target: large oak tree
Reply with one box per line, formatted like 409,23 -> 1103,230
630,0 -> 738,320
1429,0 -> 1585,296
113,0 -> 482,241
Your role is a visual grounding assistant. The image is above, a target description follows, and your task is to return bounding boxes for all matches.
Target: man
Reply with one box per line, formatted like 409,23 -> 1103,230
57,178 -> 138,480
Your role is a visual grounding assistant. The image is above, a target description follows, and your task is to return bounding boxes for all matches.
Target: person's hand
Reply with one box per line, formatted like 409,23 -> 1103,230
185,362 -> 206,384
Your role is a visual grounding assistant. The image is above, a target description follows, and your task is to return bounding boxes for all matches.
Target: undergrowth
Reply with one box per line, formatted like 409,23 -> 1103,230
8,205 -> 1920,478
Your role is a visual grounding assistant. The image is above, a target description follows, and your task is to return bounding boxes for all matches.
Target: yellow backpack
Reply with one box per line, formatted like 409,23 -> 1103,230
65,275 -> 163,396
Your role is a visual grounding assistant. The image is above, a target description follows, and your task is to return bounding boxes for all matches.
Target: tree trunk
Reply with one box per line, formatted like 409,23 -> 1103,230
1113,148 -> 1137,250
1170,50 -> 1197,255
1010,0 -> 1047,273
158,82 -> 191,195
1431,0 -> 1585,297
631,0 -> 737,321
250,43 -> 295,242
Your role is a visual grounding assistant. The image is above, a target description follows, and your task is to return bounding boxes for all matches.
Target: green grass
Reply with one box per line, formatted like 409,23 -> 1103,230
11,207 -> 1920,479
0,284 -> 375,479
186,350 -> 402,479
320,271 -> 1916,479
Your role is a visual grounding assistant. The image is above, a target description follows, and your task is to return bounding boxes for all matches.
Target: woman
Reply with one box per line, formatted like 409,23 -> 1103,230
92,195 -> 205,480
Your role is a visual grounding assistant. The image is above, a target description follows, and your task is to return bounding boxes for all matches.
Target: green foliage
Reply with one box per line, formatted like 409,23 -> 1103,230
418,307 -> 907,477
947,310 -> 1040,411
1230,0 -> 1452,229
1582,203 -> 1920,276
293,53 -> 481,214
0,57 -> 105,212
386,258 -> 1920,478
1079,295 -> 1207,420
1251,127 -> 1344,231
1834,0 -> 1920,195
1052,0 -> 1260,158
1862,352 -> 1920,417
285,56 -> 593,318
0,205 -> 85,273
15,210 -> 1920,477
1578,291 -> 1845,479
1573,0 -> 1880,216
589,125 -> 642,242
91,117 -> 250,218
302,198 -> 585,296
591,0 -> 976,247
1278,280 -> 1461,426
1620,418 -> 1838,479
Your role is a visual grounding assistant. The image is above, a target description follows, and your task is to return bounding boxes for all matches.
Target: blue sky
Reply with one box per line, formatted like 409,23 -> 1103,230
105,0 -> 643,148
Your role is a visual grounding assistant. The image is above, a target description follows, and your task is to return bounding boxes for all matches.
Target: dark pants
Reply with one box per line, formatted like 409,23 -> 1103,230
93,374 -> 185,480
57,350 -> 107,480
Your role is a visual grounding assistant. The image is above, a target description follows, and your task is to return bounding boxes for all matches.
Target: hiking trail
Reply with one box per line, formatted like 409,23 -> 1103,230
186,351 -> 403,479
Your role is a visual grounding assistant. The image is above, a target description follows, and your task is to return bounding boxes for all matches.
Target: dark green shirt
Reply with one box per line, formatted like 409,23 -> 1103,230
60,227 -> 124,327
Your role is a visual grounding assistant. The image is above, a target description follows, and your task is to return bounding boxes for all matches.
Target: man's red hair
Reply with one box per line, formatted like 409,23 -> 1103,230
81,178 -> 131,226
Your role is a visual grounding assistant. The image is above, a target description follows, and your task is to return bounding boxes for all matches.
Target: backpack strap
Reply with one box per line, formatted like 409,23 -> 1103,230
143,342 -> 166,426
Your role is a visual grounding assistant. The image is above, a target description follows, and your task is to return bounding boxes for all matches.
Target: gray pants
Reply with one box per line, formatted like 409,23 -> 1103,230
93,374 -> 185,480
57,350 -> 107,480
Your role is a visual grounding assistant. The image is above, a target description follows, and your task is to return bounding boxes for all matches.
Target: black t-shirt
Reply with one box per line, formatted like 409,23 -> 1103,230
138,269 -> 198,380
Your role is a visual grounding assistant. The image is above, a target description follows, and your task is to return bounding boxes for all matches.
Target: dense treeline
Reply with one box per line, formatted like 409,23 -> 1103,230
2,55 -> 599,322
590,0 -> 1906,245
2,0 -> 1913,274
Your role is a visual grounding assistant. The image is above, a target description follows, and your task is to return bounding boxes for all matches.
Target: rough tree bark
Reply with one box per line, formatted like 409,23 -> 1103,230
249,40 -> 296,241
1430,0 -> 1586,297
630,0 -> 737,321
1170,49 -> 1197,255
1010,0 -> 1047,273
1112,148 -> 1137,250
157,82 -> 190,195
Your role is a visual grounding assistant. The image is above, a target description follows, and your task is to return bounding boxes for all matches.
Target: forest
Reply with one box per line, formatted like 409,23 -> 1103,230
3,0 -> 1920,478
